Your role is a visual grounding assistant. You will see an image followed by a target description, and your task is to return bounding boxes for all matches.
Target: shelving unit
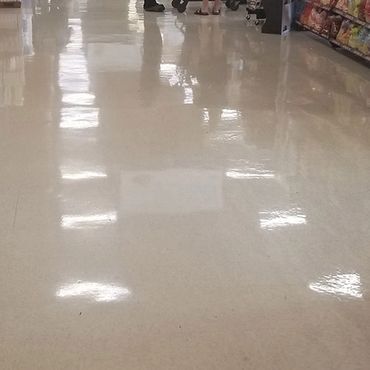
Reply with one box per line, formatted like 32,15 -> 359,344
0,1 -> 21,8
296,20 -> 329,39
332,8 -> 370,29
307,1 -> 331,11
331,38 -> 370,61
298,0 -> 370,63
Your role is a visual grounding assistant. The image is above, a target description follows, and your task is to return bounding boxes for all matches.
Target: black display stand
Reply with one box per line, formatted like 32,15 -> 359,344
262,0 -> 292,35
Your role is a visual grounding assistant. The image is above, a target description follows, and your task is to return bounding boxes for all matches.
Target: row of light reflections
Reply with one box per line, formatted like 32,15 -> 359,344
60,199 -> 306,231
56,18 -> 130,304
59,19 -> 98,130
58,168 -> 363,302
54,21 -> 364,304
55,271 -> 363,303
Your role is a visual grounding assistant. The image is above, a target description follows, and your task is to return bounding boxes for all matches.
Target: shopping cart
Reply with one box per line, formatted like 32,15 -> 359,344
245,0 -> 266,25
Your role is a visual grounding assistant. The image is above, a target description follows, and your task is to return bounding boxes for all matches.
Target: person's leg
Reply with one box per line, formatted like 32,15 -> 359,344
195,0 -> 209,14
202,0 -> 209,12
144,0 -> 165,12
212,0 -> 222,13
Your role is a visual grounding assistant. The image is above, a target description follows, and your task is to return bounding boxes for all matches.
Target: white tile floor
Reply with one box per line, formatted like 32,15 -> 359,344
0,1 -> 370,369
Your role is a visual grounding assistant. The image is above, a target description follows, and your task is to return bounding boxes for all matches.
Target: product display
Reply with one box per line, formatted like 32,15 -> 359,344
298,0 -> 370,61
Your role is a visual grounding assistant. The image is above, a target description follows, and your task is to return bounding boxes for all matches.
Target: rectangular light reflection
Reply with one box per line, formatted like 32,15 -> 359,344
260,208 -> 307,230
60,107 -> 99,129
61,212 -> 117,229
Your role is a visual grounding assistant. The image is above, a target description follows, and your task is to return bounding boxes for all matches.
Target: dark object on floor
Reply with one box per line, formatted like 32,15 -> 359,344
172,0 -> 189,13
225,0 -> 246,11
144,0 -> 165,12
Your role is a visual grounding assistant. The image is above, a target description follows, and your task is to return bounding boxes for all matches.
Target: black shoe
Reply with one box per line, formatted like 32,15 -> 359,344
144,3 -> 165,12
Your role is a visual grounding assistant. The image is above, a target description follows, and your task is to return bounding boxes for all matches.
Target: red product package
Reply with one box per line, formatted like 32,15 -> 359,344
308,8 -> 320,28
358,0 -> 367,20
312,9 -> 328,31
300,3 -> 314,24
365,0 -> 370,22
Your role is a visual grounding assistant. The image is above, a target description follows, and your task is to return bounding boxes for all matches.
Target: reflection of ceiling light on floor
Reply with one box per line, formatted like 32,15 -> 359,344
59,70 -> 90,93
128,0 -> 144,31
221,108 -> 241,121
184,86 -> 194,105
60,107 -> 99,129
56,281 -> 130,302
160,63 -> 180,86
191,76 -> 199,86
61,212 -> 117,229
62,93 -> 95,106
209,131 -> 244,143
309,272 -> 363,299
226,170 -> 275,180
61,170 -> 107,180
259,208 -> 307,230
226,160 -> 275,179
202,108 -> 210,123
58,19 -> 90,94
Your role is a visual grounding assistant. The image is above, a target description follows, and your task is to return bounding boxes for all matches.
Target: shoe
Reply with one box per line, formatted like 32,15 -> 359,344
144,3 -> 165,12
194,8 -> 209,15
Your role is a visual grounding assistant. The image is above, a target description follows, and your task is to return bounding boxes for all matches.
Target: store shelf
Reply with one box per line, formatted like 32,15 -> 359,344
332,8 -> 370,30
297,20 -> 370,63
330,39 -> 370,62
296,21 -> 329,39
306,0 -> 333,12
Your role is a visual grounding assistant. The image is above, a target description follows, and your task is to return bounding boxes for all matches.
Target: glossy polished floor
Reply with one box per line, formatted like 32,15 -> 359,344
1,0 -> 370,369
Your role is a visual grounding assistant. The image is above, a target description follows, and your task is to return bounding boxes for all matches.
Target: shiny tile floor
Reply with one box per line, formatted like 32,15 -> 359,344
1,0 -> 370,369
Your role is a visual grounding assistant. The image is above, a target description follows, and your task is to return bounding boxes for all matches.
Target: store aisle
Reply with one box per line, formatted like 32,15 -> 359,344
0,1 -> 370,369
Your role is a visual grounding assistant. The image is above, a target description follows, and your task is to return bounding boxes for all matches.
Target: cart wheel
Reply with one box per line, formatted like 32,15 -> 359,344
230,1 -> 239,11
225,0 -> 231,8
177,2 -> 187,12
255,20 -> 260,25
172,0 -> 180,8
246,14 -> 251,20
